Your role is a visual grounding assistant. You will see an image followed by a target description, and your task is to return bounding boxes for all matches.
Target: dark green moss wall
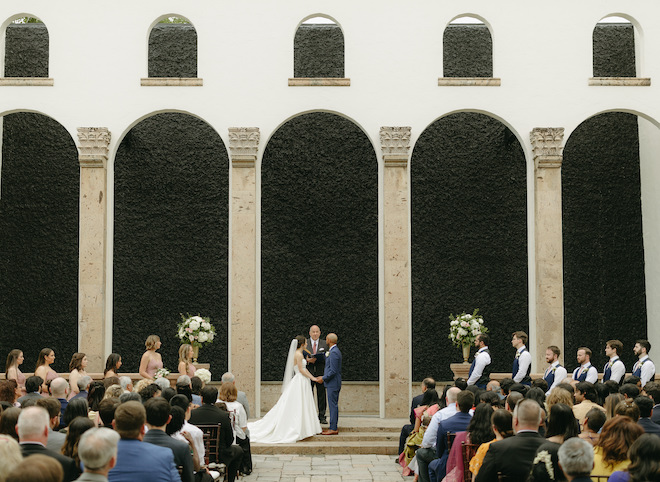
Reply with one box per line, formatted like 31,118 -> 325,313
294,24 -> 344,78
593,24 -> 635,77
4,23 -> 49,77
113,114 -> 228,376
148,24 -> 197,78
443,25 -> 493,78
261,113 -> 378,381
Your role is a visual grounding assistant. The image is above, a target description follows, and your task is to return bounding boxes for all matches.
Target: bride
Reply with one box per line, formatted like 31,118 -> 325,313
248,335 -> 322,443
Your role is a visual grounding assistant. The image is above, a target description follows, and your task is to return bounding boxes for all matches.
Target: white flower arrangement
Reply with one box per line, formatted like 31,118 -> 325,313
448,309 -> 488,347
178,314 -> 216,349
154,367 -> 170,379
195,368 -> 212,384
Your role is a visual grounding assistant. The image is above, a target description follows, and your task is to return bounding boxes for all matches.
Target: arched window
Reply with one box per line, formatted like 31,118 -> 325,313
593,16 -> 635,78
2,16 -> 50,81
290,16 -> 348,86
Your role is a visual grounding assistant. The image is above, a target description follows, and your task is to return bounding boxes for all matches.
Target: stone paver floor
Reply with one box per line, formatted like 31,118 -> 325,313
242,454 -> 407,481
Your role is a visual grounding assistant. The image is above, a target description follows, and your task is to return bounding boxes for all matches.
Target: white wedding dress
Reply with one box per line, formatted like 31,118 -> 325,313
248,358 -> 322,443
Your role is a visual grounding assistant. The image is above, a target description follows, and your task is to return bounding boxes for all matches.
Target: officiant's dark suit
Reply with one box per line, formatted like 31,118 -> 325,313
305,336 -> 328,423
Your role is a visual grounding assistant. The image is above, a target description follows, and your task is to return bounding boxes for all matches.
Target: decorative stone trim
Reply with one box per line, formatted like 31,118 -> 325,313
77,128 -> 111,168
288,78 -> 351,86
0,77 -> 54,86
588,77 -> 651,86
229,127 -> 260,168
530,128 -> 564,169
140,78 -> 203,86
380,127 -> 411,167
438,77 -> 501,86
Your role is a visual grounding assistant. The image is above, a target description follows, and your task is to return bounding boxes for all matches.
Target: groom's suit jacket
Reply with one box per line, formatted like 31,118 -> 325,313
324,345 -> 342,390
305,337 -> 328,377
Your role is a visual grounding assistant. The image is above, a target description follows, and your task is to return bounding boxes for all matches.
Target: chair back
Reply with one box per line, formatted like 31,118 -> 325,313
461,442 -> 479,482
497,473 -> 511,481
592,476 -> 610,481
447,432 -> 457,450
202,431 -> 211,465
197,423 -> 221,464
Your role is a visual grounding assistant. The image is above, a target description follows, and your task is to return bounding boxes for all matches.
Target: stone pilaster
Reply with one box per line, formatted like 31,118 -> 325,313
380,126 -> 412,417
77,128 -> 111,372
531,128 -> 565,369
229,127 -> 259,414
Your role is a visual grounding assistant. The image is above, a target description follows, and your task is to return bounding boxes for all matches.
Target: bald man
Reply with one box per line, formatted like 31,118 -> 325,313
306,325 -> 328,424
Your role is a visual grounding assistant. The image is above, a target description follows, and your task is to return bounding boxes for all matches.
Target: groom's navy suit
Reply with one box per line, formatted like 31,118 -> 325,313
323,345 -> 342,431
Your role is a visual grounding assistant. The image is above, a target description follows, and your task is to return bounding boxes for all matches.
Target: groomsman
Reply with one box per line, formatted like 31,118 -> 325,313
467,334 -> 491,389
603,340 -> 626,384
572,347 -> 598,384
632,339 -> 656,388
543,345 -> 567,396
511,331 -> 532,386
305,325 -> 328,424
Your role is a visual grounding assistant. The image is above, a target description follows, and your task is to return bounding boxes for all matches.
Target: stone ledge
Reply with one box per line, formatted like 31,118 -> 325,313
288,78 -> 351,86
141,77 -> 203,86
588,77 -> 651,86
0,77 -> 53,86
438,77 -> 501,86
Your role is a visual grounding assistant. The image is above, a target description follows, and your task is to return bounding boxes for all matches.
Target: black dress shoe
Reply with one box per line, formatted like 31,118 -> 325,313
319,418 -> 328,424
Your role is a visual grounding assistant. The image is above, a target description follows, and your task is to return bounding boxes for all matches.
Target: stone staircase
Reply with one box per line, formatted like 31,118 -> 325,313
250,417 -> 404,455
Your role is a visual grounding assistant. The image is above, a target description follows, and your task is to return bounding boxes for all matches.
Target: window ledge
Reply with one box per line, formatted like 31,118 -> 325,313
589,77 -> 650,86
0,77 -> 53,86
288,78 -> 350,86
141,78 -> 203,86
438,77 -> 501,86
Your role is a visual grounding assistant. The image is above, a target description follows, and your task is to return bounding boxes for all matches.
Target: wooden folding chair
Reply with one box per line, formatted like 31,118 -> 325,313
461,442 -> 479,482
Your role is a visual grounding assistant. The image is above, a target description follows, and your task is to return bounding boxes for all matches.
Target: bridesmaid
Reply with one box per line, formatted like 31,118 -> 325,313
68,353 -> 88,398
4,350 -> 26,395
139,335 -> 163,379
104,353 -> 122,378
34,348 -> 57,393
177,344 -> 196,377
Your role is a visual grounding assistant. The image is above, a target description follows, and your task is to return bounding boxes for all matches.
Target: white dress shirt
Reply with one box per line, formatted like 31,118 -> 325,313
544,361 -> 568,396
173,420 -> 205,459
604,356 -> 625,384
572,363 -> 598,383
467,347 -> 491,386
513,346 -> 532,383
421,404 -> 457,448
634,356 -> 656,387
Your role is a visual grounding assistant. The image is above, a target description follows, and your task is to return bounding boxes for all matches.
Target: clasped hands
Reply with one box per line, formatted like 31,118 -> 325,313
311,376 -> 324,384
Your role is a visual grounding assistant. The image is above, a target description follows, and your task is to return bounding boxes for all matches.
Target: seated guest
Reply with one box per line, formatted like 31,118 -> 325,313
0,380 -> 20,406
415,387 -> 461,464
0,407 -> 20,440
50,377 -> 70,428
118,376 -> 133,393
615,399 -> 640,421
77,427 -> 120,481
609,434 -> 660,482
103,377 -> 120,390
454,378 -> 468,391
469,410 -> 514,477
620,383 -> 640,400
604,380 -> 621,395
0,433 -> 23,478
108,401 -> 179,481
592,416 -> 644,477
532,378 -> 549,394
486,380 -> 504,400
578,408 -> 606,446
104,385 -> 123,400
634,396 -> 660,435
474,399 -> 546,481
143,397 -> 194,482
479,391 -> 501,409
572,382 -> 605,426
6,453 -> 63,482
17,376 -> 43,406
161,387 -> 176,402
557,437 -> 595,482
36,398 -> 66,451
221,372 -> 250,419
61,416 -> 95,476
643,381 -> 660,424
98,398 -> 120,428
399,377 -> 435,455
138,383 -> 161,402
16,406 -> 77,481
444,402 -> 494,481
176,382 -> 193,403
546,387 -> 574,413
72,376 -> 92,401
63,398 -> 89,430
499,378 -> 514,397
399,389 -> 441,475
132,378 -> 153,395
623,376 -> 641,389
604,393 -> 625,420
155,377 -> 171,393
170,394 -> 205,461
505,391 -> 523,412
191,376 -> 203,406
218,382 -> 252,474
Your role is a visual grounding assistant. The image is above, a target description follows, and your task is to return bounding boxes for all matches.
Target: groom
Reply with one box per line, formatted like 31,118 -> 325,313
316,333 -> 342,435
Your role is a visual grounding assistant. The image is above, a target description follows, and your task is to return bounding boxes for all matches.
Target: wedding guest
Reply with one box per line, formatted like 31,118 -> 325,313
61,416 -> 95,475
17,376 -> 43,406
178,344 -> 196,377
469,409 -> 514,477
546,387 -> 574,413
592,416 -> 644,477
620,383 -> 640,400
63,398 -> 89,430
34,348 -> 58,393
104,384 -> 123,400
36,398 -> 66,451
119,376 -> 133,393
572,382 -> 605,425
578,408 -> 606,446
557,437 -> 594,482
68,353 -> 88,399
633,396 -> 660,435
132,378 -> 153,394
139,383 -> 161,402
103,377 -> 120,389
191,376 -> 203,406
644,381 -> 660,423
0,380 -> 20,406
139,335 -> 163,379
6,454 -> 63,482
72,376 -> 92,401
604,393 -> 625,419
98,398 -> 120,428
77,427 -> 120,481
0,407 -> 20,440
609,434 -> 660,482
0,434 -> 23,482
155,377 -> 172,393
50,377 -> 70,428
219,382 -> 252,475
4,350 -> 25,395
169,395 -> 205,461
119,391 -> 141,404
221,372 -> 250,418
162,387 -> 176,402
615,400 -> 640,421
444,402 -> 494,481
104,353 -> 122,379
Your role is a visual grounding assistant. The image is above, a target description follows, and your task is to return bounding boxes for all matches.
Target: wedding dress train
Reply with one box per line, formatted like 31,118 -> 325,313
248,359 -> 322,443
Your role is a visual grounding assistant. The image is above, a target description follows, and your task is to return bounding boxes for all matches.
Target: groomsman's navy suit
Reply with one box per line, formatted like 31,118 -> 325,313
323,345 -> 342,431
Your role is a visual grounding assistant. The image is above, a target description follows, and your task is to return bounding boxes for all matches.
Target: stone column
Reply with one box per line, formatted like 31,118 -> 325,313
380,127 -> 412,418
531,128 -> 565,369
229,127 -> 259,414
77,128 -> 111,373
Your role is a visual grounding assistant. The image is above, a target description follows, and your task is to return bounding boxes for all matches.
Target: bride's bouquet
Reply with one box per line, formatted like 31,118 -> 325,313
154,367 -> 171,379
178,314 -> 216,348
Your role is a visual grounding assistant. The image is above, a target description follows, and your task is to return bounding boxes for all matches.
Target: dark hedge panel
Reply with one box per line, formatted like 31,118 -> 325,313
148,24 -> 197,78
411,113 -> 527,381
261,113 -> 377,381
443,24 -> 493,78
294,24 -> 344,78
5,23 -> 49,77
593,24 -> 635,77
113,113 -> 228,376
0,113 -> 78,373
563,113 -> 646,374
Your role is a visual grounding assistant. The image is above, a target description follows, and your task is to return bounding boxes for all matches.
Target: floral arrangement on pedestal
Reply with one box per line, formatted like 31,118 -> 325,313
195,368 -> 212,384
178,314 -> 216,362
154,367 -> 171,379
448,309 -> 488,363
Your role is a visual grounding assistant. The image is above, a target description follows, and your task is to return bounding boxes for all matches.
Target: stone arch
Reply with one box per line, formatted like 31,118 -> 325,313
1,14 -> 48,77
112,112 -> 229,375
0,111 -> 78,372
593,14 -> 642,77
147,15 -> 197,78
260,111 -> 378,381
411,111 -> 527,381
443,15 -> 493,77
293,15 -> 345,78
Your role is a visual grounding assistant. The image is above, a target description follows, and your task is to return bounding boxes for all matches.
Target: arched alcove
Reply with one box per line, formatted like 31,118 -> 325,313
0,111 -> 78,372
411,112 -> 527,381
148,16 -> 197,78
593,16 -> 637,77
294,16 -> 344,78
443,16 -> 493,77
3,16 -> 48,77
113,113 -> 228,375
563,112 -> 646,372
261,112 -> 377,381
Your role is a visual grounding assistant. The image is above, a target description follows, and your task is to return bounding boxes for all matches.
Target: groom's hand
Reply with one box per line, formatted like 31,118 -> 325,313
307,356 -> 317,364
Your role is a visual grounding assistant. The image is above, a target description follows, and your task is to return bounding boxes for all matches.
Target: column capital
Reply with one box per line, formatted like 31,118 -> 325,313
380,126 -> 411,167
77,128 -> 111,168
229,127 -> 260,168
530,127 -> 564,169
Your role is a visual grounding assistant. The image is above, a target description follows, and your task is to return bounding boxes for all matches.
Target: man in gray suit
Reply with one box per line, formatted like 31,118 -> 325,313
306,324 -> 328,424
76,427 -> 120,481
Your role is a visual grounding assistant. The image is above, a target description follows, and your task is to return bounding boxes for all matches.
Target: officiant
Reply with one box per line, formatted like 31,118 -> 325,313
305,325 -> 328,424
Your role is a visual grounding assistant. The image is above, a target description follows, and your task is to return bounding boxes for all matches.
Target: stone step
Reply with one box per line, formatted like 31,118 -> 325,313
251,440 -> 399,455
304,431 -> 398,442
